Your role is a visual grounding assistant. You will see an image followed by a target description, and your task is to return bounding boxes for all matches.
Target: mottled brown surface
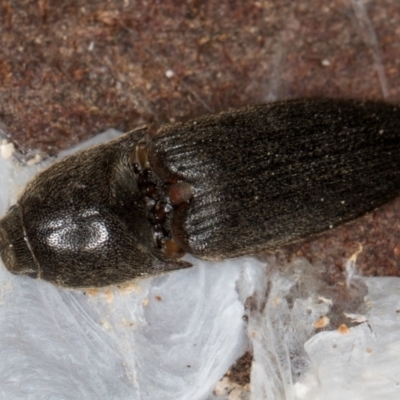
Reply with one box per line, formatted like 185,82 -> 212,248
226,351 -> 252,386
3,0 -> 399,278
2,0 -> 400,147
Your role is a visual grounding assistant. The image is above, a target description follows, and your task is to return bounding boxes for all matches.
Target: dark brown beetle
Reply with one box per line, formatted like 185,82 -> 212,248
1,99 -> 400,287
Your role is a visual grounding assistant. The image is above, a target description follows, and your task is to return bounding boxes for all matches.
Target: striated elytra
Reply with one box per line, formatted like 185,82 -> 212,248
1,99 -> 400,287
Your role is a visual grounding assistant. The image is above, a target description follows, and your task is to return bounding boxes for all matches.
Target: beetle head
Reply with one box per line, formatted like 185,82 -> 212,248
0,205 -> 39,277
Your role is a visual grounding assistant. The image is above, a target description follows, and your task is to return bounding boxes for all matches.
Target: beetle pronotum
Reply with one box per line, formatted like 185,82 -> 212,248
1,99 -> 400,287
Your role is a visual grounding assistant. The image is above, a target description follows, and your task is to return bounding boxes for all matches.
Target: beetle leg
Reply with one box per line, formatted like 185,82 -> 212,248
168,182 -> 194,205
130,144 -> 193,260
163,238 -> 185,258
130,141 -> 149,169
